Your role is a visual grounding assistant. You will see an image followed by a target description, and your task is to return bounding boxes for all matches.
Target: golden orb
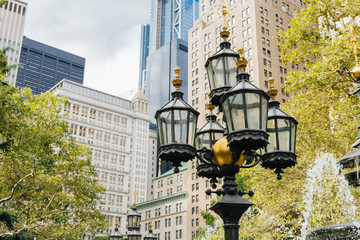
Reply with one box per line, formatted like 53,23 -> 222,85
350,64 -> 360,79
213,137 -> 246,166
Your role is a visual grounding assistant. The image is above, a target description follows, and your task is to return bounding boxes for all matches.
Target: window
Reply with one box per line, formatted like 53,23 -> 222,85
260,7 -> 263,13
248,38 -> 252,45
246,7 -> 250,14
261,17 -> 264,24
242,10 -> 246,17
264,9 -> 268,16
243,40 -> 247,48
264,69 -> 268,77
263,58 -> 267,66
242,20 -> 246,27
247,17 -> 251,25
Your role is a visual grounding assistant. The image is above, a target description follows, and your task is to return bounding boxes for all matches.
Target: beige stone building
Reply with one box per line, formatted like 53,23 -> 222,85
137,163 -> 189,240
187,0 -> 303,237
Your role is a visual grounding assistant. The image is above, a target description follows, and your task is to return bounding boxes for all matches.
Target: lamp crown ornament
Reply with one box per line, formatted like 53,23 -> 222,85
218,4 -> 231,40
267,77 -> 278,98
206,102 -> 215,114
172,66 -> 183,90
236,48 -> 248,71
133,188 -> 138,206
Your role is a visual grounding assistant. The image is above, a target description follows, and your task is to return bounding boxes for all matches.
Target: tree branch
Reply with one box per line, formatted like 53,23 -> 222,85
0,171 -> 34,205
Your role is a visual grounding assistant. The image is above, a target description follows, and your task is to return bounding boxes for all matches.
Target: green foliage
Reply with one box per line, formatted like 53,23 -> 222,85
0,52 -> 107,238
93,237 -> 109,240
200,210 -> 215,227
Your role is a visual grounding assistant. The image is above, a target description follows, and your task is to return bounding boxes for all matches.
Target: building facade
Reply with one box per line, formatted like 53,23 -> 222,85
16,36 -> 85,94
187,0 -> 303,235
0,0 -> 27,85
51,80 -> 153,235
137,164 -> 189,240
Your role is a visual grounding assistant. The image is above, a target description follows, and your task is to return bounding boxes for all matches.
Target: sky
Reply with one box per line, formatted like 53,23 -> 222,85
24,0 -> 151,97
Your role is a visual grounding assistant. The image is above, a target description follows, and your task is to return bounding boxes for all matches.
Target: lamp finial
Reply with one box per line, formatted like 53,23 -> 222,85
172,66 -> 183,90
267,77 -> 278,98
206,101 -> 215,114
133,187 -> 138,206
218,4 -> 231,40
236,48 -> 248,71
149,221 -> 153,230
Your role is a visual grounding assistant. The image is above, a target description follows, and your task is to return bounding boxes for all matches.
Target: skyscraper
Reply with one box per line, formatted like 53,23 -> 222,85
139,24 -> 150,92
16,36 -> 85,95
0,0 -> 28,86
186,0 -> 303,236
146,0 -> 199,122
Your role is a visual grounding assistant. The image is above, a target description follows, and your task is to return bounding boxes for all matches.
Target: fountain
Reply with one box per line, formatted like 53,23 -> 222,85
300,153 -> 360,240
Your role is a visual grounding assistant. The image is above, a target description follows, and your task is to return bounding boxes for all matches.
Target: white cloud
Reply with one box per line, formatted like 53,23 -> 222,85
24,0 -> 150,95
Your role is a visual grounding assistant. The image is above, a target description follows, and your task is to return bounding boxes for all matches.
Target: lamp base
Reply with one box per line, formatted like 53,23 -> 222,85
159,144 -> 196,173
227,129 -> 269,152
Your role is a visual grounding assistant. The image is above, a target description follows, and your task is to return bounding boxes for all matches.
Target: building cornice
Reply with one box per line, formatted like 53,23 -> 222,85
136,191 -> 188,210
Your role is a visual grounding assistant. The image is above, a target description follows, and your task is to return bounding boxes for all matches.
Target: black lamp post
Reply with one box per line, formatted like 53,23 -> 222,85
126,205 -> 141,240
109,227 -> 123,240
143,222 -> 157,240
337,24 -> 360,187
155,5 -> 297,240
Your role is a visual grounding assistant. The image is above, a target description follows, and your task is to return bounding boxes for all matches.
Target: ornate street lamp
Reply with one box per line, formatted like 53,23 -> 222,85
195,102 -> 225,187
154,5 -> 298,240
205,5 -> 239,106
338,23 -> 360,187
261,78 -> 298,180
155,67 -> 199,173
109,219 -> 123,240
143,222 -> 157,240
126,192 -> 141,240
220,50 -> 270,157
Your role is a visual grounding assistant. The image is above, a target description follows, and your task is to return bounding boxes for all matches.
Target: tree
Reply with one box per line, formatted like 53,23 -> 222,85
0,49 -> 107,238
198,0 -> 360,239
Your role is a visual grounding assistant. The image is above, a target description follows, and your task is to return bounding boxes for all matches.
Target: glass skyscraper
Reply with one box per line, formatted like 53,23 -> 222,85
149,0 -> 199,52
145,0 -> 199,175
16,36 -> 85,95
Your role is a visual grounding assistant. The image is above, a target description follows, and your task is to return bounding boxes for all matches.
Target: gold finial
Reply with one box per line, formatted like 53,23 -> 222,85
218,4 -> 231,40
134,217 -> 137,226
149,221 -> 153,230
172,66 -> 183,90
206,102 -> 215,114
133,188 -> 138,206
345,22 -> 360,79
115,218 -> 119,227
236,48 -> 248,71
159,158 -> 161,166
267,77 -> 278,98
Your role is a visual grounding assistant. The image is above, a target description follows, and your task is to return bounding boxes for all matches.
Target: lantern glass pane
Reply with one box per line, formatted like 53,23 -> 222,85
261,96 -> 268,130
159,111 -> 172,145
278,118 -> 291,151
212,132 -> 224,146
188,112 -> 197,145
291,121 -> 296,152
199,132 -> 210,149
246,93 -> 260,129
174,110 -> 188,144
128,215 -> 134,228
267,119 -> 276,151
228,94 -> 245,131
212,57 -> 225,89
225,56 -> 239,86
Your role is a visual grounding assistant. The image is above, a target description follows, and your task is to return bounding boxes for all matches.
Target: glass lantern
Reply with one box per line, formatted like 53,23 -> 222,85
205,41 -> 239,106
155,67 -> 199,173
127,206 -> 141,231
109,227 -> 123,240
127,230 -> 142,240
221,71 -> 270,153
261,78 -> 298,179
195,106 -> 225,150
